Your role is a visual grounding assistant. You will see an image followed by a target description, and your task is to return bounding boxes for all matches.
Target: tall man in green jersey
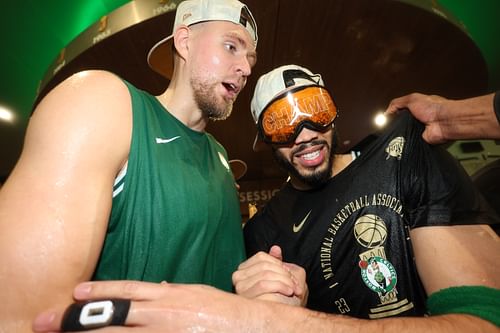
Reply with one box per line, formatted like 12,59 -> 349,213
0,0 -> 258,332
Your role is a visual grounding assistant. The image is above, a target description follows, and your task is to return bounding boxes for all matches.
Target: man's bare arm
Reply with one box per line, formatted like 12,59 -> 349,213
0,70 -> 132,332
32,280 -> 498,333
385,92 -> 500,143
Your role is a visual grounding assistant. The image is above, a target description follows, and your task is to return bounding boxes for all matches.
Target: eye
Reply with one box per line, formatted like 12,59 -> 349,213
225,42 -> 237,52
247,54 -> 257,68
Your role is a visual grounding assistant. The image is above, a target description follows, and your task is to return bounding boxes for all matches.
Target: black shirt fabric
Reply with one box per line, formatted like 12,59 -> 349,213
244,112 -> 499,319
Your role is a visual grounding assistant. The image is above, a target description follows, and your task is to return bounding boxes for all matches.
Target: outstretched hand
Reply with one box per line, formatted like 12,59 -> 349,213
33,281 -> 264,333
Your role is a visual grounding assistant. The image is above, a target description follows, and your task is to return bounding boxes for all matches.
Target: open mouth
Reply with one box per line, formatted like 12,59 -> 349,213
295,145 -> 325,167
222,82 -> 239,97
300,150 -> 321,161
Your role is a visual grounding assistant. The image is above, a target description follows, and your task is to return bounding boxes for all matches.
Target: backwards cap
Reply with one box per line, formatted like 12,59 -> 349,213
250,64 -> 325,124
147,0 -> 258,79
250,64 -> 326,151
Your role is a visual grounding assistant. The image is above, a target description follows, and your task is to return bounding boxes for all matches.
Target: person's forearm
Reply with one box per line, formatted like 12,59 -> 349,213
442,93 -> 500,141
242,300 -> 361,333
252,301 -> 497,333
31,281 -> 499,333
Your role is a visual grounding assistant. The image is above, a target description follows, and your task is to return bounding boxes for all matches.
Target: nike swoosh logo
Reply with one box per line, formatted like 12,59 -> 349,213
156,136 -> 181,144
293,210 -> 312,233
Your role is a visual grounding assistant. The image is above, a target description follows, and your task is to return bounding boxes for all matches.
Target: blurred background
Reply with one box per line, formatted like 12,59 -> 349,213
1,0 -> 499,219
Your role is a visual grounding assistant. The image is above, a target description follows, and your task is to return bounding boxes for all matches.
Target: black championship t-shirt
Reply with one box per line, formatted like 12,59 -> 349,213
244,112 -> 498,319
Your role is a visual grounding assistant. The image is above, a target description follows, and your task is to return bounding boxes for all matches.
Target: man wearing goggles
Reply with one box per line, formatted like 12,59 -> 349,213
238,65 -> 500,329
250,66 -> 341,188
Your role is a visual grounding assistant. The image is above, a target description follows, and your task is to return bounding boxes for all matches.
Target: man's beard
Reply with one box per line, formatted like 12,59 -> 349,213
191,75 -> 233,121
272,129 -> 338,188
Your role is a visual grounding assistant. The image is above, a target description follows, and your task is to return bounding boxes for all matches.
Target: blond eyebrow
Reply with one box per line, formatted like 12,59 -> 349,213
225,31 -> 255,49
225,31 -> 258,65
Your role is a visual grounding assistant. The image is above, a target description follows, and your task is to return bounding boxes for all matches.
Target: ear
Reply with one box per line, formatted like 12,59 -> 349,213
173,25 -> 190,61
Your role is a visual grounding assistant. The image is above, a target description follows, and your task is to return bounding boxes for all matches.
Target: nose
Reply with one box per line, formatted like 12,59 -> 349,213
236,56 -> 252,77
294,127 -> 319,145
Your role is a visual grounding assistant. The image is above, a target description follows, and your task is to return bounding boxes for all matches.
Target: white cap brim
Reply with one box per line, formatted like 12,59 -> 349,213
147,0 -> 257,80
147,34 -> 175,79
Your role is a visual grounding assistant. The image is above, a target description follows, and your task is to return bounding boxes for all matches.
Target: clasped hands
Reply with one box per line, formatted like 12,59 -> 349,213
32,245 -> 308,332
233,245 -> 309,307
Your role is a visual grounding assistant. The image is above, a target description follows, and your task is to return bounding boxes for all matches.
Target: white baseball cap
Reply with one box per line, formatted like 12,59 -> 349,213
147,0 -> 258,79
250,65 -> 326,150
250,64 -> 325,123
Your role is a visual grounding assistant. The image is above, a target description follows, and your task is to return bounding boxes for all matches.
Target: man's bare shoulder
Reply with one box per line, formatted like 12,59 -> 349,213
60,69 -> 125,88
29,70 -> 133,169
36,70 -> 130,115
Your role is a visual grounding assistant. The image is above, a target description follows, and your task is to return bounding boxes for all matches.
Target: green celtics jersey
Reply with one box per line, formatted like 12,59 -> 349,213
92,81 -> 245,291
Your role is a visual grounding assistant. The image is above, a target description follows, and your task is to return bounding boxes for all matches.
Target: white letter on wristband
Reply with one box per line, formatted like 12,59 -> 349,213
79,300 -> 114,327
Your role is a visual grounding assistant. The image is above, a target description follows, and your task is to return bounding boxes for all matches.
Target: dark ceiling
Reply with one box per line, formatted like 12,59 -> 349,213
1,0 -> 499,185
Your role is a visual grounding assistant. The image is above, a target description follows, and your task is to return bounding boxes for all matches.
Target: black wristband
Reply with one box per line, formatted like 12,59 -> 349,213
494,91 -> 500,125
61,299 -> 131,332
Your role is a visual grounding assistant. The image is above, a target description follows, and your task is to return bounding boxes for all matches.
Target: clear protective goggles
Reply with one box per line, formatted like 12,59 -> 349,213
257,85 -> 338,145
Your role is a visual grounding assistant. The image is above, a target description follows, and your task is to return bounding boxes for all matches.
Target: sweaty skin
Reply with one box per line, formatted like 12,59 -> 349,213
32,280 -> 499,333
0,18 -> 257,333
